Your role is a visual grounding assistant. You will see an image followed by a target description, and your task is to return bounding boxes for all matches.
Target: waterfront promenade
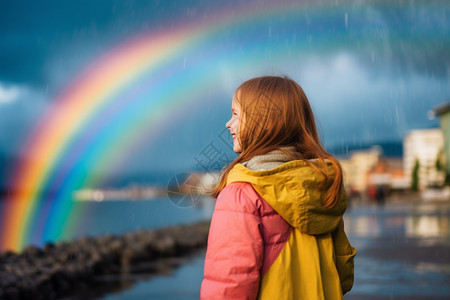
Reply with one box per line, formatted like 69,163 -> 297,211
1,193 -> 449,299
344,194 -> 450,299
102,193 -> 450,299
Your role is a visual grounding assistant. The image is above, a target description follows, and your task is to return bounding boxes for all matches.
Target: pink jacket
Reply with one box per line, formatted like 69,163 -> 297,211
201,182 -> 291,299
201,161 -> 356,299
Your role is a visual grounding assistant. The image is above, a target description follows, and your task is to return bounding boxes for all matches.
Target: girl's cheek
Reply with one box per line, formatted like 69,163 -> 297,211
231,116 -> 239,128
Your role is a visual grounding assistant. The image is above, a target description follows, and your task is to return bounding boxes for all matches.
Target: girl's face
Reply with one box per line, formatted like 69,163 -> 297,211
226,93 -> 242,153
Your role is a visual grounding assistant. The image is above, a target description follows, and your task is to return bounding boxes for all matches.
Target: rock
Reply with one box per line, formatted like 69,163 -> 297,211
3,286 -> 20,300
0,220 -> 210,299
22,245 -> 43,259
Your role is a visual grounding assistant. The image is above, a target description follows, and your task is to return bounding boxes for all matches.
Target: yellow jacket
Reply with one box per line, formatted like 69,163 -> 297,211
201,160 -> 356,299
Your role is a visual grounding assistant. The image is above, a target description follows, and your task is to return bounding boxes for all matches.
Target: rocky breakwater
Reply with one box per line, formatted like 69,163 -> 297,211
0,221 -> 210,299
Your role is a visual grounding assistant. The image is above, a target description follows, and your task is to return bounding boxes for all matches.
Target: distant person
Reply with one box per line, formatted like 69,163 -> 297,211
200,76 -> 356,299
376,185 -> 386,206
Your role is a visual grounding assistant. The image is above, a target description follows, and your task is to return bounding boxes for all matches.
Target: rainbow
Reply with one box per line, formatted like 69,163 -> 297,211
0,0 -> 356,251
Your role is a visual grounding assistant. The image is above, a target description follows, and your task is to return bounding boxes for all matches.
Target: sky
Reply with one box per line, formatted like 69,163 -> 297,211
0,0 -> 449,188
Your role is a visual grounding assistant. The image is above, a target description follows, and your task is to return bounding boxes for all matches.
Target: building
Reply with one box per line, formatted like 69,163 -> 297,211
431,102 -> 450,185
367,158 -> 407,191
403,129 -> 445,189
340,145 -> 408,200
340,146 -> 382,194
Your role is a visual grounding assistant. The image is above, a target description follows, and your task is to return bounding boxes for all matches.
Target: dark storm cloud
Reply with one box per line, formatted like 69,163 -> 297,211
0,0 -> 216,86
0,1 -> 116,85
0,0 -> 448,181
349,1 -> 450,77
0,0 -> 448,86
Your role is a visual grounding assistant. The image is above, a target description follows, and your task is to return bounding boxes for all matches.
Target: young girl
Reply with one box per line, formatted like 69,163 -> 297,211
200,76 -> 356,299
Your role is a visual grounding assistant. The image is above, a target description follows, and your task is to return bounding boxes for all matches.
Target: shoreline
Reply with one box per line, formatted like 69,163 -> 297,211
0,221 -> 210,299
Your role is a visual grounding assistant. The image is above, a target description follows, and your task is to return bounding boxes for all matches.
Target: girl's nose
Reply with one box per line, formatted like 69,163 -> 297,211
226,118 -> 231,129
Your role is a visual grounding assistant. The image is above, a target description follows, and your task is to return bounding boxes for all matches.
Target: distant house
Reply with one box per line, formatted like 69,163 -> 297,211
367,158 -> 407,191
339,146 -> 381,194
431,102 -> 450,185
403,128 -> 445,189
339,146 -> 408,199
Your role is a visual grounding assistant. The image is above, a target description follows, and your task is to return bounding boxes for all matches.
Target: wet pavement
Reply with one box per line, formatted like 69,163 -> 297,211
100,194 -> 450,299
344,195 -> 450,299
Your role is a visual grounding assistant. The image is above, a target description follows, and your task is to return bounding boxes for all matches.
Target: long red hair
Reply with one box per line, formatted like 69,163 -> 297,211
212,76 -> 343,209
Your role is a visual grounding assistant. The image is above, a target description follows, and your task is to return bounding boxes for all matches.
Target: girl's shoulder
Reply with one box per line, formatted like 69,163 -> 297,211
217,182 -> 275,217
216,182 -> 259,212
221,181 -> 256,195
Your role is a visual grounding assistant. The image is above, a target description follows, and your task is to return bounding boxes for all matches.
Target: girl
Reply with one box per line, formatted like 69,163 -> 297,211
200,76 -> 356,299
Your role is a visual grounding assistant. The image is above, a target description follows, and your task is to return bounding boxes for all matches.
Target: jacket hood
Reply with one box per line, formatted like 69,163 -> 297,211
226,160 -> 347,235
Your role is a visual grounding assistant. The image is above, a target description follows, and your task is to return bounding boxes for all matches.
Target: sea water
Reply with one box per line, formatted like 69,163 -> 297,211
66,196 -> 215,240
0,195 -> 215,247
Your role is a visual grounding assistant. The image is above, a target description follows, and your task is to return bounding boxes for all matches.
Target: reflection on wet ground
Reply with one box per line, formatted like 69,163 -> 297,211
101,196 -> 450,299
344,196 -> 450,299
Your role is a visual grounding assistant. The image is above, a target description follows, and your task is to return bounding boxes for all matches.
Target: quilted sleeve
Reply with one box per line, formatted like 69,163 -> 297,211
201,182 -> 264,300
